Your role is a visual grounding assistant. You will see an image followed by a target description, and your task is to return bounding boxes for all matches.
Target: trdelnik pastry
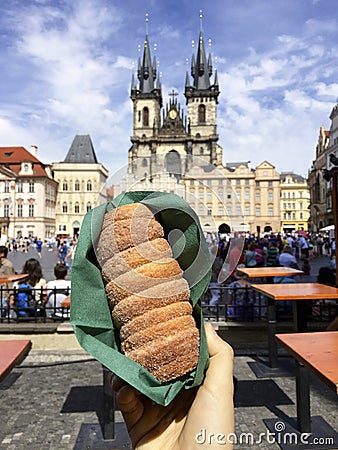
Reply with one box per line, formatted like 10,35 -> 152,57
96,202 -> 200,383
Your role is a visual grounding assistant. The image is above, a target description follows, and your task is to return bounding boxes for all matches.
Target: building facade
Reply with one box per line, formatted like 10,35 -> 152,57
280,172 -> 310,232
52,135 -> 109,238
0,146 -> 57,239
308,126 -> 330,231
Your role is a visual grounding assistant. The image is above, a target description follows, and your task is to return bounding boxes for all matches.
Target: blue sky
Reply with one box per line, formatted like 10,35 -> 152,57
1,0 -> 338,177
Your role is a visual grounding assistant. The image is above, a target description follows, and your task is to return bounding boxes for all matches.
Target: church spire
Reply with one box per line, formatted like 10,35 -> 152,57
185,11 -> 219,102
131,14 -> 162,105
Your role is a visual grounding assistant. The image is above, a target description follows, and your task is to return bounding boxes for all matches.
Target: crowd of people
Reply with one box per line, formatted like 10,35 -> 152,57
0,236 -> 75,319
204,230 -> 337,322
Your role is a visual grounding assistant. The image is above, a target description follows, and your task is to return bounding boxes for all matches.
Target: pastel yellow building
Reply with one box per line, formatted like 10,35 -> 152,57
280,172 -> 310,232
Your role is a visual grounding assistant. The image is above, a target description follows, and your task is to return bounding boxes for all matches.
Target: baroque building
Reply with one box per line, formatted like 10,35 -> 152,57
280,172 -> 310,232
0,145 -> 57,239
51,135 -> 108,238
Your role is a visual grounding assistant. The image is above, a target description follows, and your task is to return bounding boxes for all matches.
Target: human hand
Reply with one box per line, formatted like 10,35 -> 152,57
112,323 -> 234,449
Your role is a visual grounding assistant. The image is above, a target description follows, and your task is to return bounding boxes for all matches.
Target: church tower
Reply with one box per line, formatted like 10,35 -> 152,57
129,17 -> 162,177
184,13 -> 222,166
128,14 -> 223,181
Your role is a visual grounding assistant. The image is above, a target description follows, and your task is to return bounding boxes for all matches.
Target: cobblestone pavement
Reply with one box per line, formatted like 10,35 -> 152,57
1,252 -> 336,449
0,348 -> 337,450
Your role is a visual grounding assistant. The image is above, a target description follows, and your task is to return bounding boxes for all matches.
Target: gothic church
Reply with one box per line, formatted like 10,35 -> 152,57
128,21 -> 223,180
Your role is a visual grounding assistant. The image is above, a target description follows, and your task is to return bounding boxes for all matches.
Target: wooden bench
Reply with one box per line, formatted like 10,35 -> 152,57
0,339 -> 32,382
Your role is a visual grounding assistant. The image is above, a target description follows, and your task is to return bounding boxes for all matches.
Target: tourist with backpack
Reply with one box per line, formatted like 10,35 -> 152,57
9,258 -> 47,318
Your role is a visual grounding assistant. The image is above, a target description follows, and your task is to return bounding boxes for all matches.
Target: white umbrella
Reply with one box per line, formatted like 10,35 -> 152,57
319,224 -> 335,231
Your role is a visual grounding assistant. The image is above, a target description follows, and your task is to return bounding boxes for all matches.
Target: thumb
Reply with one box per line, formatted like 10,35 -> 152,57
204,323 -> 234,389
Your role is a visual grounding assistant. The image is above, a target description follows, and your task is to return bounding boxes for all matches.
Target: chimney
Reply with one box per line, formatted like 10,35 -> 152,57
30,145 -> 38,156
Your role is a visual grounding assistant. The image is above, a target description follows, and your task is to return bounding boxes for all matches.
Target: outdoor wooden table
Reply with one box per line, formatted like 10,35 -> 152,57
236,266 -> 304,279
274,332 -> 338,439
0,274 -> 29,283
250,283 -> 338,376
0,339 -> 32,382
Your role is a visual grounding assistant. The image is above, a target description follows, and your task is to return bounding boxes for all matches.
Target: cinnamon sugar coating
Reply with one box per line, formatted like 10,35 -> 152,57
98,202 -> 200,383
102,238 -> 172,282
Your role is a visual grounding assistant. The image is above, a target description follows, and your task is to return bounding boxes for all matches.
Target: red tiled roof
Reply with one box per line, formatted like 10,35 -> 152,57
0,146 -> 48,177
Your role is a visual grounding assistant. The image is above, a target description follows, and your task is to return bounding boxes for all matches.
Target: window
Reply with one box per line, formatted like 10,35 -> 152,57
268,206 -> 273,216
142,158 -> 147,167
75,202 -> 80,213
59,225 -> 66,232
255,207 -> 261,216
217,189 -> 223,199
268,191 -> 273,201
62,202 -> 68,213
268,181 -> 273,187
29,204 -> 34,217
226,205 -> 232,216
199,206 -> 204,215
218,206 -> 223,216
255,192 -> 260,201
199,191 -> 204,199
4,181 -> 9,193
200,147 -> 204,155
207,191 -> 212,200
87,180 -> 92,191
198,104 -> 206,123
236,205 -> 242,216
245,179 -> 250,185
207,207 -> 212,216
87,202 -> 92,212
4,204 -> 9,217
17,204 -> 23,217
227,192 -> 231,199
236,190 -> 241,200
17,181 -> 23,193
236,179 -> 240,185
74,180 -> 80,191
299,191 -> 303,198
142,107 -> 149,126
244,190 -> 250,200
300,212 -> 303,219
190,180 -> 194,186
255,181 -> 260,187
63,180 -> 68,191
244,206 -> 250,215
29,181 -> 34,193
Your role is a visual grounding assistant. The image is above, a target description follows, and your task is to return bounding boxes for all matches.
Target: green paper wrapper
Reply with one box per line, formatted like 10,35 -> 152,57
70,191 -> 211,406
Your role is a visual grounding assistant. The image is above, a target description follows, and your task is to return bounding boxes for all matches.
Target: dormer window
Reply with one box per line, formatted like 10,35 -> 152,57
24,164 -> 29,172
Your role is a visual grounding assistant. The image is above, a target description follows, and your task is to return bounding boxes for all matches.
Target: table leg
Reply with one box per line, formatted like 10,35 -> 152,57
293,301 -> 308,332
267,297 -> 278,368
296,361 -> 311,433
102,365 -> 115,440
